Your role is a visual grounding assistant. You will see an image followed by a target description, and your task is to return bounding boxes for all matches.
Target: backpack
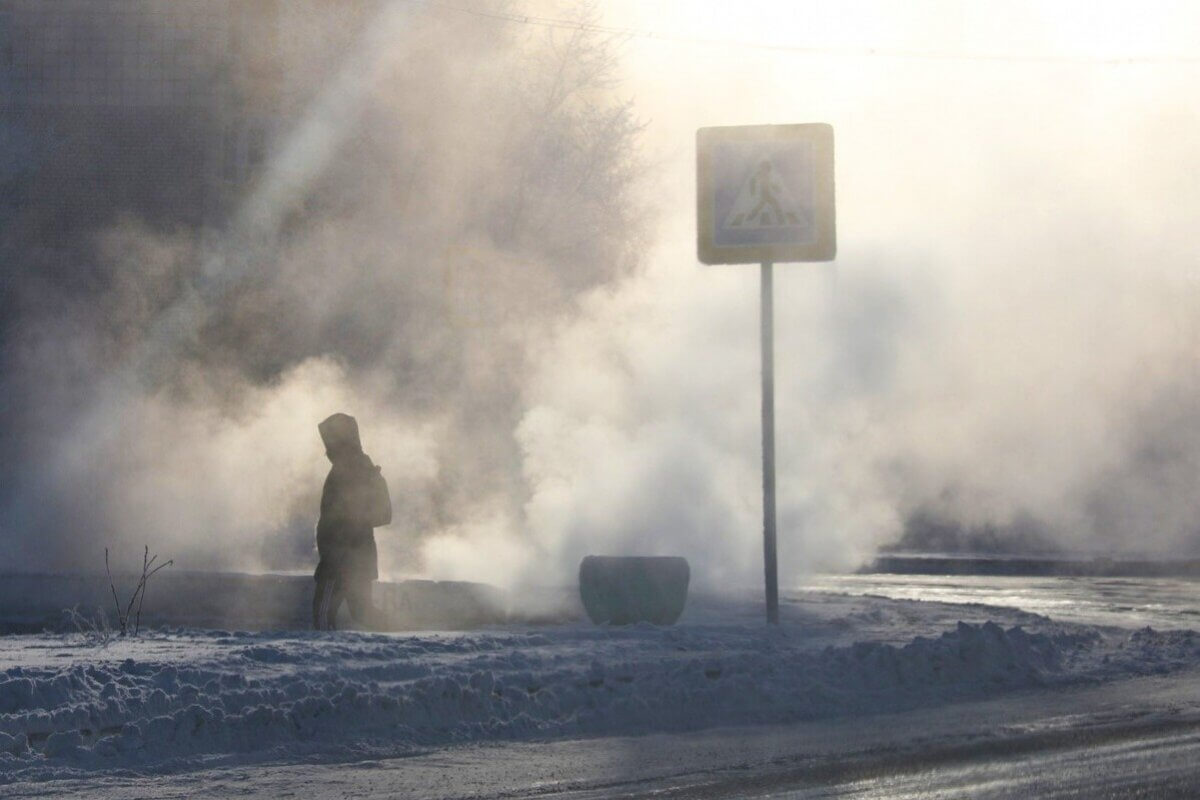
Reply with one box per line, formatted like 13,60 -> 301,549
367,465 -> 392,528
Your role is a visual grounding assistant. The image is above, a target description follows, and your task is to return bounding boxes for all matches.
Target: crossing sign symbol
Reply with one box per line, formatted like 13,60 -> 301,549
724,157 -> 809,230
697,123 -> 835,264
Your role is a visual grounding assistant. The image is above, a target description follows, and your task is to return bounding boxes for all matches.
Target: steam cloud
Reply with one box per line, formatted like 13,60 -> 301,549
1,1 -> 646,581
3,1 -> 1200,592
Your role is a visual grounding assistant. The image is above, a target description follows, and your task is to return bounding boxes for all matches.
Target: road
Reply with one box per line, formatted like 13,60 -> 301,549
779,728 -> 1200,799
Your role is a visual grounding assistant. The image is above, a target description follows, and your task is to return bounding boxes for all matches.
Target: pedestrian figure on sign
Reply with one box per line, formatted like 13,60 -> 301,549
728,159 -> 802,228
313,413 -> 391,630
749,159 -> 796,227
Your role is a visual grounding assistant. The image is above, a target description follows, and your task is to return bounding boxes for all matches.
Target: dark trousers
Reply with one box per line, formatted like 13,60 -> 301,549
313,568 -> 376,630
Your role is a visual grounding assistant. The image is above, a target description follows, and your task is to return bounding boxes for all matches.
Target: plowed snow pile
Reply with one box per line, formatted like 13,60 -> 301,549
2,595 -> 1199,783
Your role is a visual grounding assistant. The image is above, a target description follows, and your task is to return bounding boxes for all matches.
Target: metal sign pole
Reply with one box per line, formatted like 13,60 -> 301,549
697,123 -> 834,626
760,260 -> 779,624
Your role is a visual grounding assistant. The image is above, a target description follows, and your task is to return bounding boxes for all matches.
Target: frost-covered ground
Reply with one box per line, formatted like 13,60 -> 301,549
5,583 -> 1200,792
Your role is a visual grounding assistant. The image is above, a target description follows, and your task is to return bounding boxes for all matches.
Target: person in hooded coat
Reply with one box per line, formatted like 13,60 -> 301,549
313,413 -> 391,630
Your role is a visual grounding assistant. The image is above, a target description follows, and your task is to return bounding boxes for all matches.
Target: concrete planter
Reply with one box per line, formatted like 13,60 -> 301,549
578,556 -> 690,625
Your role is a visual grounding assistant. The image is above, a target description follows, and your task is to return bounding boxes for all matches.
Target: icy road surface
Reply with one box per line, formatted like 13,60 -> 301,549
4,581 -> 1200,795
808,574 -> 1200,630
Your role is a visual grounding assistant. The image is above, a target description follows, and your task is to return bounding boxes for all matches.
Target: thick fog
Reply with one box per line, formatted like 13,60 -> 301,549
593,0 -> 1200,574
1,1 -> 646,582
3,1 -> 1200,591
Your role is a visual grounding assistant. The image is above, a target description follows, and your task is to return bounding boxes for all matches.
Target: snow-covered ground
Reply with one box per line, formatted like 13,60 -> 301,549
5,580 -> 1200,793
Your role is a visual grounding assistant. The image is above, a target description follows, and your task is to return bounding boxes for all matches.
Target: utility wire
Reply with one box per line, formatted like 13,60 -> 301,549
400,0 -> 1200,65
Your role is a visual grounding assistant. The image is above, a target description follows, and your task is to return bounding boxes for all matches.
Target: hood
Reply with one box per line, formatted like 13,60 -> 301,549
318,413 -> 362,456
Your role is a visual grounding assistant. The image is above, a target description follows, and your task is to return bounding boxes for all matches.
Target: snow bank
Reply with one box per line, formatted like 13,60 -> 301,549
3,616 -> 1191,783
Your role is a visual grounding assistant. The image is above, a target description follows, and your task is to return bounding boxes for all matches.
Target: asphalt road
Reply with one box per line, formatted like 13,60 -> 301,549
779,728 -> 1200,799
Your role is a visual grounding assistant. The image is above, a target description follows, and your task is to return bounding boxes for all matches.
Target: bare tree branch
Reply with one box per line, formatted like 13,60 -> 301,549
134,549 -> 173,636
104,545 -> 174,636
105,548 -> 126,636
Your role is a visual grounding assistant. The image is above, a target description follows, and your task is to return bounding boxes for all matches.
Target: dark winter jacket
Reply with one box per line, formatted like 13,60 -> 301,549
315,414 -> 391,583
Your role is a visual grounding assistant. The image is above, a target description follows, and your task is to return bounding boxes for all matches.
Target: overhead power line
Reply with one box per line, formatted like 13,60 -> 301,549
401,0 -> 1200,66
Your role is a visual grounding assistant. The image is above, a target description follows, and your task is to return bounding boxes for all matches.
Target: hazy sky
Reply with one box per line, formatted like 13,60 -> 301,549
602,0 -> 1200,232
478,0 -> 1200,581
8,1 -> 1200,589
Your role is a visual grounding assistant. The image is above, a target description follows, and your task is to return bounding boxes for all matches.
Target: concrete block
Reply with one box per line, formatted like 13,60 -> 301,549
578,556 -> 689,625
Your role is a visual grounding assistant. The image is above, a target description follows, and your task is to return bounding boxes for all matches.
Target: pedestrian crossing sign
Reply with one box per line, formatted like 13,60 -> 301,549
697,123 -> 835,264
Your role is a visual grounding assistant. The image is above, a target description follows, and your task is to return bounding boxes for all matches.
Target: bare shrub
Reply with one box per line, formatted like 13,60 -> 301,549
62,605 -> 113,647
105,545 -> 173,636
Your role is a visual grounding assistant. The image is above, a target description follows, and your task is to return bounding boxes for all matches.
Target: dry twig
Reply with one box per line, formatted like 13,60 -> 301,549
104,545 -> 173,636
